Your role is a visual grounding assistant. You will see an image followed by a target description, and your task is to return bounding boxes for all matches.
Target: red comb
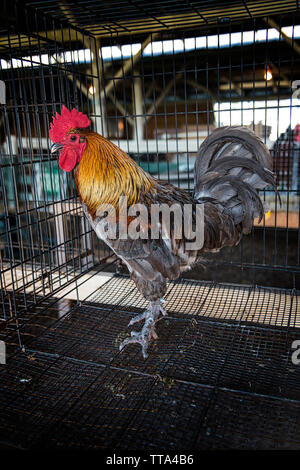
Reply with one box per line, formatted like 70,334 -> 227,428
49,105 -> 91,142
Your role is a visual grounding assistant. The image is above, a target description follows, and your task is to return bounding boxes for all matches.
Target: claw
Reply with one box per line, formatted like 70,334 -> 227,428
119,300 -> 167,358
119,334 -> 150,358
128,310 -> 150,327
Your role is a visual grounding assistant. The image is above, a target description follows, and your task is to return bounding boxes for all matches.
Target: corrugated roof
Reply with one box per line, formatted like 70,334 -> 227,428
24,0 -> 299,37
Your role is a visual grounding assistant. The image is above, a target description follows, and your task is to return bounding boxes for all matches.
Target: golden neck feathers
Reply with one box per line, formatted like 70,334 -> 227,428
75,132 -> 154,218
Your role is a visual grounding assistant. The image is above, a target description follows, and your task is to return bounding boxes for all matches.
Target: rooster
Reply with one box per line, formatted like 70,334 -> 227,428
50,106 -> 275,358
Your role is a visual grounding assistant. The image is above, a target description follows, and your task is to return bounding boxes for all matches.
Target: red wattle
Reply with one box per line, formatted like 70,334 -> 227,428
59,148 -> 78,172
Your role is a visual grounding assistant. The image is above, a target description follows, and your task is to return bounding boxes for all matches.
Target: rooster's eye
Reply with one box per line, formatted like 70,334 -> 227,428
70,135 -> 77,142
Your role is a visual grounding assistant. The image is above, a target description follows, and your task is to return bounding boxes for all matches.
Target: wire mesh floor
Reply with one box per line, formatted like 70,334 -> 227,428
0,274 -> 299,450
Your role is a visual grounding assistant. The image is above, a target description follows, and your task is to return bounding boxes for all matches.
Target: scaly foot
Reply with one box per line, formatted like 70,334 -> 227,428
119,300 -> 167,358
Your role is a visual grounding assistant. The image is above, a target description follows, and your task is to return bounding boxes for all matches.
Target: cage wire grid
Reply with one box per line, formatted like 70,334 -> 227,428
0,0 -> 299,450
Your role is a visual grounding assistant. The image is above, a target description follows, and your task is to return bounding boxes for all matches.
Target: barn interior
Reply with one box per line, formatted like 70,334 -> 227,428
0,0 -> 299,450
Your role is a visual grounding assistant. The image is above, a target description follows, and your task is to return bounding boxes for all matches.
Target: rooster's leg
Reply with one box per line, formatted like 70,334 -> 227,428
119,300 -> 167,358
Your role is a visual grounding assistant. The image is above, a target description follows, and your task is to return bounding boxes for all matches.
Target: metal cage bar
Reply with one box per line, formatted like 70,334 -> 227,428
0,0 -> 299,452
0,2 -> 299,322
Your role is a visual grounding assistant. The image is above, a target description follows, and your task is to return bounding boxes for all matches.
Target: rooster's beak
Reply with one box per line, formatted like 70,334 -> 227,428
50,143 -> 63,154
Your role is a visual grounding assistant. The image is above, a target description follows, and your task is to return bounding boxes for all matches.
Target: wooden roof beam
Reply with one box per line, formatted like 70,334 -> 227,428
264,17 -> 300,56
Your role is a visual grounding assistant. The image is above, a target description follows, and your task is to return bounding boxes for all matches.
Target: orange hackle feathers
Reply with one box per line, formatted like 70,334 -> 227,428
49,106 -> 155,219
75,132 -> 155,218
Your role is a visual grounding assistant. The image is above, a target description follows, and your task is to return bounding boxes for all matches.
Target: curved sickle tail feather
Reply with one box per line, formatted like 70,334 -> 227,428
194,126 -> 278,244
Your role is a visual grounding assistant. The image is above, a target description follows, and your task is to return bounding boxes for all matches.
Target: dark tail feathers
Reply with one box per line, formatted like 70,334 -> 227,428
194,126 -> 276,235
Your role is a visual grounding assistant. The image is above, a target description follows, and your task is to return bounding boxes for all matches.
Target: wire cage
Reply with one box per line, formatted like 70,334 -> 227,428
0,0 -> 300,450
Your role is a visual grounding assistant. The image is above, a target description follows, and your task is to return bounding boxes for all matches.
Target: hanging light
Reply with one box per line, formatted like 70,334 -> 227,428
264,68 -> 272,81
88,84 -> 95,95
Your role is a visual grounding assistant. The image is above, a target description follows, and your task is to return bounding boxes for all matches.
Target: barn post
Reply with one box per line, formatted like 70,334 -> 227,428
90,37 -> 107,137
133,75 -> 144,144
